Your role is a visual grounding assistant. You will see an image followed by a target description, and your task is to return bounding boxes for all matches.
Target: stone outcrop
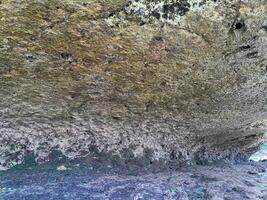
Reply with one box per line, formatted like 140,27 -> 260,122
0,0 -> 266,169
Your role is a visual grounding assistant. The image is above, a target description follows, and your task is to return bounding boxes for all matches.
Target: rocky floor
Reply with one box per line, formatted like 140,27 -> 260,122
0,161 -> 267,200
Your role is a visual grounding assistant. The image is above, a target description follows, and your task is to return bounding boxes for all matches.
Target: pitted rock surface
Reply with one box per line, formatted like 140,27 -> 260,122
0,0 -> 266,169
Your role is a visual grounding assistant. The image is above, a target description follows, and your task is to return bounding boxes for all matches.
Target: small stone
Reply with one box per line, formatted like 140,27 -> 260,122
57,165 -> 68,171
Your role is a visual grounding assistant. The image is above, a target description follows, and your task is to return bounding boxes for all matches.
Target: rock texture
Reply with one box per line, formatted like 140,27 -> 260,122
0,0 -> 266,169
1,162 -> 267,199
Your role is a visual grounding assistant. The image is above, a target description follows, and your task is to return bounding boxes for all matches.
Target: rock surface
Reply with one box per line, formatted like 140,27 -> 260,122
1,161 -> 267,199
0,0 -> 266,169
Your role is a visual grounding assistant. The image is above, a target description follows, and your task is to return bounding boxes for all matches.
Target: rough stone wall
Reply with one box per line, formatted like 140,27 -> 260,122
0,0 -> 266,169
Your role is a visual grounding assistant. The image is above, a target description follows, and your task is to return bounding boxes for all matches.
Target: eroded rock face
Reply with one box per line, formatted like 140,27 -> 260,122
0,0 -> 266,169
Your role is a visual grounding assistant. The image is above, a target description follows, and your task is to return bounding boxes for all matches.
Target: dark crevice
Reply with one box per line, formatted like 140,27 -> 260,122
246,51 -> 258,59
260,26 -> 267,32
239,45 -> 251,51
232,19 -> 245,31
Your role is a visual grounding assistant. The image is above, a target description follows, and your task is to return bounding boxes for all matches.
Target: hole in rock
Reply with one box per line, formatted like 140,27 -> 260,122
233,20 -> 245,30
239,45 -> 251,50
